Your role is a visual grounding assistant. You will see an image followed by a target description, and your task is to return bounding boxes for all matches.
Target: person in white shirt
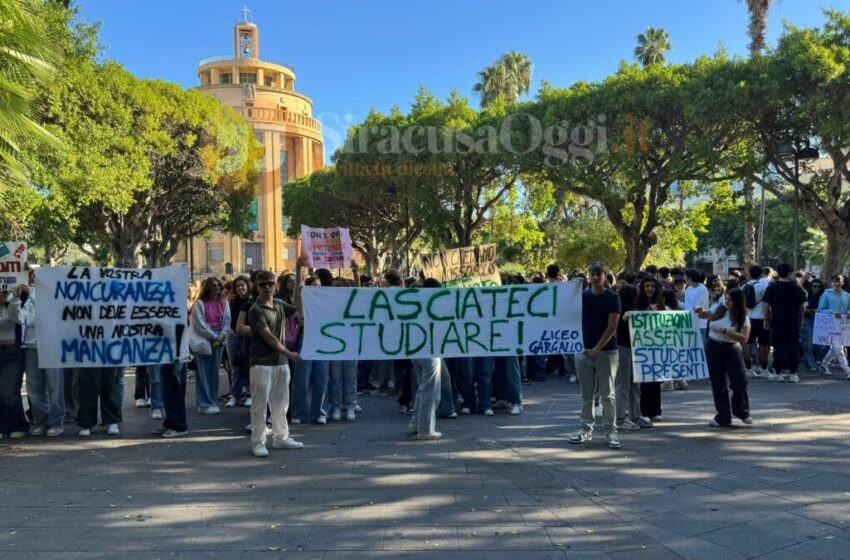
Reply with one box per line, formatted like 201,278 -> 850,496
697,287 -> 753,427
673,269 -> 710,391
742,266 -> 772,377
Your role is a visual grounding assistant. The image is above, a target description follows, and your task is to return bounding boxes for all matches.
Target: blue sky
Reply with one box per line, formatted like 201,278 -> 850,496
79,0 -> 847,157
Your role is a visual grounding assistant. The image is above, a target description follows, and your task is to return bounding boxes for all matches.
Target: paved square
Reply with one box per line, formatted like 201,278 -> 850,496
2,371 -> 850,559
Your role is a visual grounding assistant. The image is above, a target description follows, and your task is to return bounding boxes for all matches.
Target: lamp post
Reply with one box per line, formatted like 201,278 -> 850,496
774,139 -> 820,271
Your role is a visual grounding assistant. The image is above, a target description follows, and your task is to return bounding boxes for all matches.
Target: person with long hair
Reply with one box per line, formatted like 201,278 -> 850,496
817,275 -> 850,377
636,276 -> 666,424
225,275 -> 252,407
699,287 -> 753,427
191,277 -> 231,414
801,278 -> 825,371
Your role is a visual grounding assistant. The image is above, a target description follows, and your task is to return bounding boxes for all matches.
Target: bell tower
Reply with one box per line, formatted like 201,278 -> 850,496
235,7 -> 258,59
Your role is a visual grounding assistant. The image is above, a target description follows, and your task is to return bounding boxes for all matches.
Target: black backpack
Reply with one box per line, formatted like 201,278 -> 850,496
743,280 -> 760,309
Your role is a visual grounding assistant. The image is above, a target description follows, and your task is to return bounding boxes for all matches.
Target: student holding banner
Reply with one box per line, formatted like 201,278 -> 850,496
637,277 -> 666,423
698,288 -> 753,427
816,275 -> 850,378
0,288 -> 27,439
569,262 -> 622,450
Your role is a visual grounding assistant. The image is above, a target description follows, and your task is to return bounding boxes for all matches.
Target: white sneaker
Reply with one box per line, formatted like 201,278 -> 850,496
635,416 -> 654,428
145,398 -> 152,407
291,418 -> 302,424
331,408 -> 342,422
661,380 -> 674,391
746,368 -> 756,378
493,400 -> 510,410
252,444 -> 269,457
510,404 -> 523,415
766,371 -> 784,382
742,417 -> 754,426
209,406 -> 221,414
107,424 -> 120,436
225,396 -> 238,407
818,363 -> 833,375
483,409 -> 494,416
353,404 -> 362,412
607,433 -> 622,449
752,367 -> 764,378
243,398 -> 252,407
346,409 -> 356,421
29,426 -> 46,436
407,422 -> 417,434
784,373 -> 800,383
151,408 -> 164,420
46,427 -> 63,437
673,380 -> 688,390
78,428 -> 91,437
460,407 -> 471,415
272,437 -> 304,449
617,419 -> 640,431
316,415 -> 327,425
446,412 -> 458,419
417,431 -> 442,440
651,415 -> 663,422
135,398 -> 147,408
9,431 -> 26,439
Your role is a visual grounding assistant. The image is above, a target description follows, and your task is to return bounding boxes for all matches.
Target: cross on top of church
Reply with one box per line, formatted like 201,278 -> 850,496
240,6 -> 251,22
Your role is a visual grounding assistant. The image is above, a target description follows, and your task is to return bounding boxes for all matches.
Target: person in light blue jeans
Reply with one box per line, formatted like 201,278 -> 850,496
291,359 -> 329,423
329,360 -> 358,421
493,356 -> 523,414
191,278 -> 231,413
17,281 -> 65,435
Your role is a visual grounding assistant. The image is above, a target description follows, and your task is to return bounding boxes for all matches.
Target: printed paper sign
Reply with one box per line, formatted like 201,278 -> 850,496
301,225 -> 353,268
300,281 -> 584,361
812,312 -> 850,347
420,244 -> 501,287
35,265 -> 190,368
629,311 -> 708,382
0,241 -> 27,289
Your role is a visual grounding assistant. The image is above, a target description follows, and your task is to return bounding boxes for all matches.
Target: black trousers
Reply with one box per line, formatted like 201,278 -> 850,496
640,382 -> 662,418
134,365 -> 150,400
77,367 -> 123,429
161,362 -> 187,432
0,344 -> 27,435
771,325 -> 801,373
706,340 -> 750,425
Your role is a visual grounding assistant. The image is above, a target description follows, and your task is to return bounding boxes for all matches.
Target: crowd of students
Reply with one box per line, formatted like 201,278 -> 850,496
1,258 -> 848,456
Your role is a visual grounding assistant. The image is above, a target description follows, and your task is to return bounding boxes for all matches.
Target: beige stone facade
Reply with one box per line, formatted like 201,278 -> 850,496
173,15 -> 324,276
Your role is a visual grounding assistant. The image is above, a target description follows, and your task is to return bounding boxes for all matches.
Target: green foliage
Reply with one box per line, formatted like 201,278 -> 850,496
555,214 -> 626,273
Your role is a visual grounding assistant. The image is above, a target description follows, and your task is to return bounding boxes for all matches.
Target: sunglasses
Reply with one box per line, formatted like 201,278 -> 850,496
259,281 -> 275,288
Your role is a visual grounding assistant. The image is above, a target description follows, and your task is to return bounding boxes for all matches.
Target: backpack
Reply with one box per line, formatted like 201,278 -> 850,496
743,280 -> 760,309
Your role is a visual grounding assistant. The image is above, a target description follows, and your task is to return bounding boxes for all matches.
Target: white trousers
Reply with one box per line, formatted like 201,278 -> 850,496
250,364 -> 291,445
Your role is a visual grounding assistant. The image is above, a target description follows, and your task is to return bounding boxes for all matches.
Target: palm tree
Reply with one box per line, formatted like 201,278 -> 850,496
473,51 -> 533,108
634,27 -> 671,67
0,0 -> 60,187
742,0 -> 774,270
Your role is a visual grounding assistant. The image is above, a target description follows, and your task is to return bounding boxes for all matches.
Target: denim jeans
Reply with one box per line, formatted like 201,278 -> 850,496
493,356 -> 522,404
460,357 -> 493,413
225,332 -> 250,399
161,362 -> 187,432
0,344 -> 27,435
147,364 -> 163,410
527,354 -> 547,381
411,358 -> 441,434
291,360 -> 329,422
800,316 -> 817,370
23,347 -> 64,429
194,345 -> 223,409
329,360 -> 357,411
615,346 -> 640,422
575,350 -> 618,434
437,360 -> 455,417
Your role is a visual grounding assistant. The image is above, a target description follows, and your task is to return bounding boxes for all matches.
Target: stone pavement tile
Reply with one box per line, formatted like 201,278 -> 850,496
608,545 -> 683,559
150,527 -> 225,550
453,489 -> 510,506
241,553 -> 325,560
430,505 -> 524,526
782,533 -> 850,560
381,526 -> 457,551
456,525 -> 554,550
789,498 -> 850,529
323,553 -> 409,560
322,489 -> 390,506
661,537 -> 745,560
0,554 -> 82,560
66,526 -> 165,551
0,527 -> 81,551
562,553 -> 613,560
749,549 -> 810,560
748,511 -> 837,541
640,511 -> 724,537
214,525 -> 311,551
760,473 -> 850,504
306,525 -> 386,551
699,523 -> 803,557
348,505 -> 430,526
503,488 -> 540,505
546,505 -> 630,527
519,506 -> 573,527
411,552 -> 568,560
384,489 -> 456,508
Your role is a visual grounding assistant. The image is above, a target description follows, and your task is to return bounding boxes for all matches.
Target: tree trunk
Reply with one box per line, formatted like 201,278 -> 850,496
822,229 -> 850,281
742,180 -> 756,271
623,233 -> 651,273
